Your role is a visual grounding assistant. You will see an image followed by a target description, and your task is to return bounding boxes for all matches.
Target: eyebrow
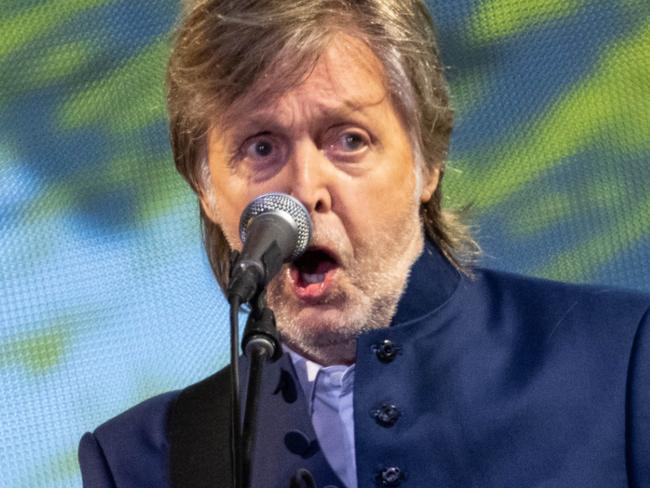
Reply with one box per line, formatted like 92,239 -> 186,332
227,96 -> 385,137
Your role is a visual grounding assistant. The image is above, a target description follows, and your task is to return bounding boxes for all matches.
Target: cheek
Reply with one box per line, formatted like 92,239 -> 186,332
363,163 -> 417,208
334,167 -> 418,241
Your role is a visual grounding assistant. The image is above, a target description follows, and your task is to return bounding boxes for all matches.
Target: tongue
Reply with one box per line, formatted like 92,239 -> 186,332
296,259 -> 337,288
301,272 -> 325,285
301,260 -> 335,284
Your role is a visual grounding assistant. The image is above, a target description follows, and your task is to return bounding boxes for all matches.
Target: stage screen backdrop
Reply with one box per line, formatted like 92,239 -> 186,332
1,1 -> 649,486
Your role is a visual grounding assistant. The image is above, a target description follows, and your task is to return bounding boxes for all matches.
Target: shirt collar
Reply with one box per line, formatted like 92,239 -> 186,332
284,346 -> 355,413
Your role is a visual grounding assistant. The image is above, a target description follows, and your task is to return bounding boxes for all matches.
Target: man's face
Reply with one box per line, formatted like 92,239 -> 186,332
203,34 -> 439,364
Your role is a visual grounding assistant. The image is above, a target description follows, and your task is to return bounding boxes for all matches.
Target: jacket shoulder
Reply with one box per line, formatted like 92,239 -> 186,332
80,389 -> 180,487
476,267 -> 650,321
463,268 -> 650,357
79,366 -> 235,488
95,389 -> 180,443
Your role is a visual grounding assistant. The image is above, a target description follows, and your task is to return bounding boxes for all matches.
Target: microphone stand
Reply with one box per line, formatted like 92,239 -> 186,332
228,304 -> 242,488
234,290 -> 283,488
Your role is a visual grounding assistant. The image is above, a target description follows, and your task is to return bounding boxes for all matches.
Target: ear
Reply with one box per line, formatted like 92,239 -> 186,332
419,166 -> 440,204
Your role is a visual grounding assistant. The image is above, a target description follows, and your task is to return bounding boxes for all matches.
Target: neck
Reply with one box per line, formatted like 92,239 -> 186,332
282,338 -> 357,366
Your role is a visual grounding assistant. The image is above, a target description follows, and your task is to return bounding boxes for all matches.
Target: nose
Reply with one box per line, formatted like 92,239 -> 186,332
286,140 -> 332,215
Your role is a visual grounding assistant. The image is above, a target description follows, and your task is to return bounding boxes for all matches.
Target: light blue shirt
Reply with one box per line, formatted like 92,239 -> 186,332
285,348 -> 357,488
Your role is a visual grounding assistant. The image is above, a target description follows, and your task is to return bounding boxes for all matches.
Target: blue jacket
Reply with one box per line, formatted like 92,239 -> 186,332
79,243 -> 650,487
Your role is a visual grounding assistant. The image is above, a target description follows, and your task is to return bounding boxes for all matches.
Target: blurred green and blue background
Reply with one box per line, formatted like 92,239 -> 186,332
1,0 -> 649,485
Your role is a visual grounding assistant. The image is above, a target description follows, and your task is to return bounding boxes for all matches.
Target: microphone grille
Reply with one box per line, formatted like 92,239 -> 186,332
239,193 -> 313,259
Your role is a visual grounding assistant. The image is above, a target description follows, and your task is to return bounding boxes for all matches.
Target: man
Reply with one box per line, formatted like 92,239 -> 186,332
79,1 -> 650,487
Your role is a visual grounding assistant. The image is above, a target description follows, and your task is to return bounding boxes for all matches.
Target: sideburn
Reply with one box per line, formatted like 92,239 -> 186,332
200,207 -> 234,294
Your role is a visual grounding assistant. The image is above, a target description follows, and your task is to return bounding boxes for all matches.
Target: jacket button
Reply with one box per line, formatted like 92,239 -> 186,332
373,339 -> 400,363
284,430 -> 319,458
377,466 -> 404,486
372,403 -> 401,427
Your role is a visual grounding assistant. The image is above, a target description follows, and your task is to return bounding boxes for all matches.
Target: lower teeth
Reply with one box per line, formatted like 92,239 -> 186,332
302,272 -> 324,284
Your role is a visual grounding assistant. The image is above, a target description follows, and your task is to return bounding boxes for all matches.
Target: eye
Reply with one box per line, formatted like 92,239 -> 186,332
326,129 -> 370,160
341,133 -> 366,151
245,137 -> 275,159
235,133 -> 288,172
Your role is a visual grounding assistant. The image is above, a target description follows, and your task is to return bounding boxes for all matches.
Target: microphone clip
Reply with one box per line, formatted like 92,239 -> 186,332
227,242 -> 283,304
241,291 -> 282,362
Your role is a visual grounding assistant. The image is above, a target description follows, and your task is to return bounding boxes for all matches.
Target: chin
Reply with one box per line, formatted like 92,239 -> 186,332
275,287 -> 393,365
277,314 -> 364,365
291,305 -> 359,337
271,282 -> 375,349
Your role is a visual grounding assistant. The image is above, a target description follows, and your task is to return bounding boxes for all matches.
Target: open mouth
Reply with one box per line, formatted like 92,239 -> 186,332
289,247 -> 340,298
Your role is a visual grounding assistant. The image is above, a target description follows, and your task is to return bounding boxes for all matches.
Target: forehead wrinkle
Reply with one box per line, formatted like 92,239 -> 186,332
215,33 -> 391,140
246,75 -> 389,124
309,37 -> 388,111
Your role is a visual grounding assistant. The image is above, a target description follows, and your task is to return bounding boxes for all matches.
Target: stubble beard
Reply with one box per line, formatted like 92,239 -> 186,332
266,203 -> 424,366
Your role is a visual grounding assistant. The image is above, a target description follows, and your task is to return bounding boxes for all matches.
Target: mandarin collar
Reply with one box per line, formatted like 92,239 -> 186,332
389,240 -> 461,327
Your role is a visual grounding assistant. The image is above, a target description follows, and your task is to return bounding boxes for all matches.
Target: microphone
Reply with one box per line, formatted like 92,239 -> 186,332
227,192 -> 312,304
